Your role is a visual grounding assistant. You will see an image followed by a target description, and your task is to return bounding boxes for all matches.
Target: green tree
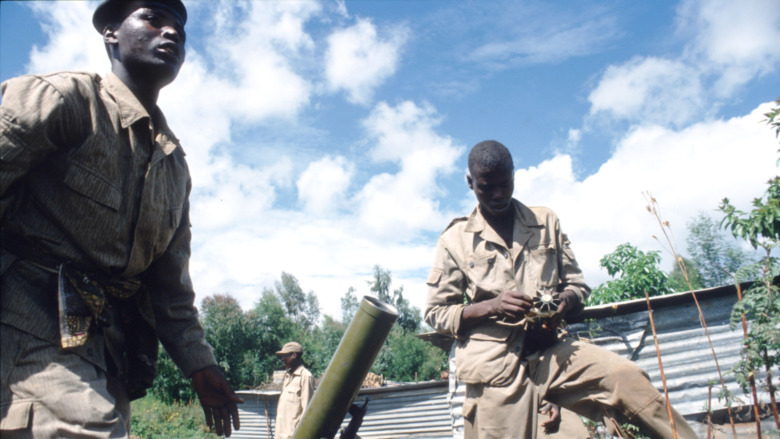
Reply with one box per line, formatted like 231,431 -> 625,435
150,348 -> 196,404
340,286 -> 359,323
667,256 -> 703,291
244,288 -> 299,385
368,265 -> 422,333
686,213 -> 751,288
303,315 -> 347,376
275,272 -> 320,335
588,243 -> 675,305
200,294 -> 250,388
719,99 -> 780,421
330,266 -> 446,382
372,326 -> 447,382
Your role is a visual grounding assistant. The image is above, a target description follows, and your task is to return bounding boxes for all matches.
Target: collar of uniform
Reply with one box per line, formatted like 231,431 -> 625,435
105,73 -> 150,129
151,108 -> 183,156
464,199 -> 531,233
464,203 -> 507,248
104,73 -> 183,157
286,364 -> 304,376
464,199 -> 540,250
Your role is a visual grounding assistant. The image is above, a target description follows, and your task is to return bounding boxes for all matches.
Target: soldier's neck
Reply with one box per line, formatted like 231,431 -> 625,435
484,209 -> 514,249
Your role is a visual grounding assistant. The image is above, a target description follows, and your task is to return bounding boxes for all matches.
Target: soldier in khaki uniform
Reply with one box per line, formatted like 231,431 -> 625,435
1,1 -> 241,437
424,140 -> 697,439
274,342 -> 314,439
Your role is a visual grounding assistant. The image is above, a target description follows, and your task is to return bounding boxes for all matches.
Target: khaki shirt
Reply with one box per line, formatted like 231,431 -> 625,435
275,365 -> 314,439
0,72 -> 215,376
424,199 -> 589,386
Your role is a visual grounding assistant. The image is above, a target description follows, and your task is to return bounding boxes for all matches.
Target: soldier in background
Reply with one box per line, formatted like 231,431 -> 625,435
275,342 -> 315,439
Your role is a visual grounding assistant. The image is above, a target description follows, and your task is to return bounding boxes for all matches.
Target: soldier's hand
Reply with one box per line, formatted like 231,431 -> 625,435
191,365 -> 244,437
540,401 -> 561,433
492,290 -> 533,321
540,290 -> 576,331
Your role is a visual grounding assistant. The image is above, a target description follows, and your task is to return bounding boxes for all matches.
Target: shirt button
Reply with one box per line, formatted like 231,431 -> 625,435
469,262 -> 474,268
504,252 -> 510,258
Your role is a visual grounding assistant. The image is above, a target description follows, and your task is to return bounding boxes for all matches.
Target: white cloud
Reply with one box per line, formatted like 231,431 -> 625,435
190,155 -> 293,233
26,2 -> 107,75
677,0 -> 780,95
325,18 -> 408,105
516,102 -> 778,287
588,56 -> 705,127
297,156 -> 354,214
468,12 -> 618,66
588,0 -> 779,127
356,101 -> 465,239
183,1 -> 316,124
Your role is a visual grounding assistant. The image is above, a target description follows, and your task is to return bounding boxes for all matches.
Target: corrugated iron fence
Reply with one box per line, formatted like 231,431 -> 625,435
233,382 -> 451,439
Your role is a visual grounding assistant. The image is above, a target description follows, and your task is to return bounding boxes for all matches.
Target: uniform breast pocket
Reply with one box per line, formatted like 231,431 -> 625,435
63,161 -> 121,211
528,244 -> 559,285
466,252 -> 506,298
284,388 -> 301,404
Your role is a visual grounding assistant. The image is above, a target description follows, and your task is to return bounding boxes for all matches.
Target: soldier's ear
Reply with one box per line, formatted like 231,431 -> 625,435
466,174 -> 474,190
104,25 -> 118,45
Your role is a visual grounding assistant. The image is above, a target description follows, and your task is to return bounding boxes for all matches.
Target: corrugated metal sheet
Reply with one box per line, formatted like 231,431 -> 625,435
233,282 -> 777,438
346,382 -> 452,438
231,391 -> 279,439
233,382 -> 452,439
566,282 -> 775,419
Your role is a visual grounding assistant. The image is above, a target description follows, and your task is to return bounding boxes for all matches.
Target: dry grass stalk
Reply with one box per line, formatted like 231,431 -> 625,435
707,384 -> 712,439
642,192 -> 738,438
645,291 -> 678,439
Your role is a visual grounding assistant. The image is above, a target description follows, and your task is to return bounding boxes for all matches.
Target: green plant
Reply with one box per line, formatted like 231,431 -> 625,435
131,394 -> 216,438
719,97 -> 780,432
582,419 -> 651,439
150,348 -> 196,404
588,243 -> 675,305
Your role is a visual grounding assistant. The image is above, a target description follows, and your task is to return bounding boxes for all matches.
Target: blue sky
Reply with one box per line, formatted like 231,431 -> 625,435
1,0 -> 778,320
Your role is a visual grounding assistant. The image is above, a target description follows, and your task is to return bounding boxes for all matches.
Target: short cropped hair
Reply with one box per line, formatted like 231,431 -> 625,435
468,140 -> 513,176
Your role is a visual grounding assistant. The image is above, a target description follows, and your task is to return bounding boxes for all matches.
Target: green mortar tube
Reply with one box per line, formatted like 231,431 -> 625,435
293,296 -> 399,439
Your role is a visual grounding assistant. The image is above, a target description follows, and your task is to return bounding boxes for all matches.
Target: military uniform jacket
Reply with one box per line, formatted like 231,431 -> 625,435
0,71 -> 216,376
424,199 -> 590,386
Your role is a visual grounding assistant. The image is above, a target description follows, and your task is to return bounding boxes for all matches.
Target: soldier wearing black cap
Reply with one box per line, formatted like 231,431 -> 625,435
0,1 -> 242,437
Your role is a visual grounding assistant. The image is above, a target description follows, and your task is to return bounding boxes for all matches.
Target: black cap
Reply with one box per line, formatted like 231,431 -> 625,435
92,0 -> 187,33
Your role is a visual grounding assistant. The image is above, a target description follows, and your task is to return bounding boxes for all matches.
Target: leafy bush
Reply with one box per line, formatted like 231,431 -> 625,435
150,348 -> 196,404
130,394 -> 215,438
588,243 -> 674,305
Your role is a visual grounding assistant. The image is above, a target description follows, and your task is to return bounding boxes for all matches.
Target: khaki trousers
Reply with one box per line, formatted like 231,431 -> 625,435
463,338 -> 698,439
0,324 -> 130,438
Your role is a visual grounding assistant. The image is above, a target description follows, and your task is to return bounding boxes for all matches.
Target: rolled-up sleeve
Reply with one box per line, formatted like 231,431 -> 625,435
424,238 -> 467,338
141,196 -> 217,377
